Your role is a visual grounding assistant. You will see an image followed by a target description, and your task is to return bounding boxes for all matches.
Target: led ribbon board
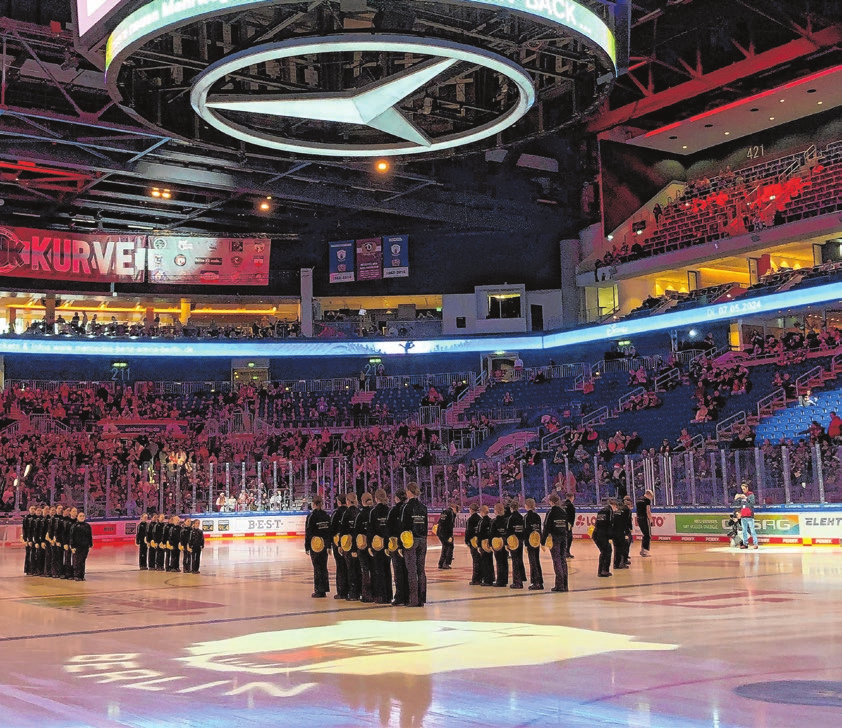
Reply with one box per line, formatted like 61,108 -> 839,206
105,0 -> 616,77
2,282 -> 840,359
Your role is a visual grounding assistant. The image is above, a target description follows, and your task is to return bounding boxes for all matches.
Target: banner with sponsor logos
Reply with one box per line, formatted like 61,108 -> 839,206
0,227 -> 145,283
98,419 -> 189,437
147,236 -> 269,285
382,234 -> 409,278
328,240 -> 355,283
355,237 -> 383,281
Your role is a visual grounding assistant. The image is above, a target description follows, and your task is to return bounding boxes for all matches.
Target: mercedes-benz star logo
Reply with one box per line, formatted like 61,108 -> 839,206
191,35 -> 536,158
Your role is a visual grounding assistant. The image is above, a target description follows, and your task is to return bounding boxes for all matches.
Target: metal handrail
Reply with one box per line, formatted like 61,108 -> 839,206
654,367 -> 680,391
540,425 -> 571,451
582,406 -> 609,426
616,386 -> 645,413
756,388 -> 787,419
795,366 -> 824,396
716,411 -> 746,440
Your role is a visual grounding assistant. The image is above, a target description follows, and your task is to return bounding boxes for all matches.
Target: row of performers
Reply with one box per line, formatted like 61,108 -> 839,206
303,488 -> 579,600
134,513 -> 206,574
20,505 -> 94,581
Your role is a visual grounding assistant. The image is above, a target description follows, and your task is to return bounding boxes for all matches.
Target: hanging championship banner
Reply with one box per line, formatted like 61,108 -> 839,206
147,237 -> 269,285
0,227 -> 146,283
328,240 -> 355,283
355,237 -> 383,281
382,234 -> 409,278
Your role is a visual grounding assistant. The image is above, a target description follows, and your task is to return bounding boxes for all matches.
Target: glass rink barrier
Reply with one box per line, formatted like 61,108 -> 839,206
5,441 -> 841,518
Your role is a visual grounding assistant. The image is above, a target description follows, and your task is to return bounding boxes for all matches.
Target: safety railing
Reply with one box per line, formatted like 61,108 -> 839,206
757,388 -> 787,419
716,411 -> 747,441
796,366 -> 824,396
616,387 -> 646,414
654,367 -> 680,391
582,406 -> 609,426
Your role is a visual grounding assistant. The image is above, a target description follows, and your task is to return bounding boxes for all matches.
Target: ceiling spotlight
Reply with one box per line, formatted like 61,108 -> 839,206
374,160 -> 390,174
779,99 -> 785,103
259,201 -> 271,211
606,234 -> 614,241
769,116 -> 775,121
682,145 -> 688,149
162,189 -> 172,199
724,131 -> 730,135
151,188 -> 161,198
818,101 -> 823,105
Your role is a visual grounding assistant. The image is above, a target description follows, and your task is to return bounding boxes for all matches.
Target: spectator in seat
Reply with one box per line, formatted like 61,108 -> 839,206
828,411 -> 842,442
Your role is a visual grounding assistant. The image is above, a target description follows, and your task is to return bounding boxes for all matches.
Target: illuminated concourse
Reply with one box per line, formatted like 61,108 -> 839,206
2,539 -> 842,727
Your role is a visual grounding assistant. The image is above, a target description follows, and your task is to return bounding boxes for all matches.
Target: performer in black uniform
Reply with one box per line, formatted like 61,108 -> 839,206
152,513 -> 167,571
542,493 -> 569,592
22,505 -> 36,575
62,507 -> 78,579
44,506 -> 57,577
69,511 -> 93,581
368,488 -> 392,604
523,498 -> 544,590
562,492 -> 576,558
387,490 -> 409,606
355,492 -> 374,602
593,498 -> 617,577
490,502 -> 509,587
32,506 -> 46,576
612,497 -> 633,569
188,520 -> 204,573
506,499 -> 526,589
305,495 -> 331,598
464,502 -> 482,585
340,492 -> 361,601
478,504 -> 494,586
636,489 -> 654,557
167,516 -> 182,572
401,482 -> 428,607
330,494 -> 348,600
436,502 -> 457,569
136,513 -> 149,570
180,518 -> 193,573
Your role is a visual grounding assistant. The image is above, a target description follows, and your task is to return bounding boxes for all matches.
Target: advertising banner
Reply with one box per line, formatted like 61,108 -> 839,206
328,240 -> 355,283
99,419 -> 188,437
0,227 -> 145,283
355,237 -> 383,281
147,236 -> 269,285
675,513 -> 801,537
382,234 -> 409,278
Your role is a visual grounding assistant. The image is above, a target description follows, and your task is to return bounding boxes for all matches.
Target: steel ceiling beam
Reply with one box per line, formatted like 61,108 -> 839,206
588,24 -> 842,132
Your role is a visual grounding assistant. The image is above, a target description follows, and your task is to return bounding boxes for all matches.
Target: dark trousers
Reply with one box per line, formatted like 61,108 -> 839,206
550,540 -> 568,590
566,528 -> 574,557
526,546 -> 543,586
372,550 -> 392,603
191,549 -> 202,573
344,551 -> 362,598
52,546 -> 64,577
403,538 -> 427,606
469,546 -> 482,584
33,546 -> 45,575
72,549 -> 89,580
438,538 -> 454,567
493,548 -> 508,586
155,546 -> 166,570
481,549 -> 495,585
390,550 -> 408,604
594,533 -> 613,574
612,535 -> 627,568
25,545 -> 33,574
64,546 -> 74,578
138,543 -> 148,568
146,543 -> 156,569
182,550 -> 192,573
639,521 -> 651,551
333,546 -> 348,597
358,549 -> 373,601
510,547 -> 526,587
310,549 -> 330,595
44,544 -> 53,576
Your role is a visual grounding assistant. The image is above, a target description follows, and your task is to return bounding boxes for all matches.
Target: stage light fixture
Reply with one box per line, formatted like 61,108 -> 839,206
375,160 -> 390,174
